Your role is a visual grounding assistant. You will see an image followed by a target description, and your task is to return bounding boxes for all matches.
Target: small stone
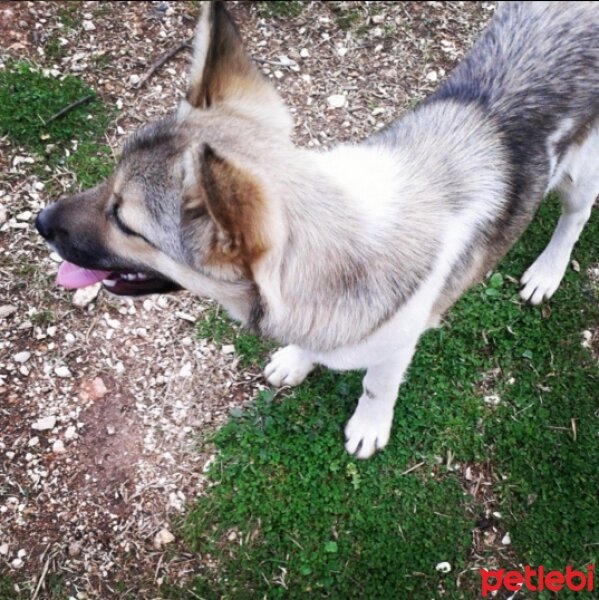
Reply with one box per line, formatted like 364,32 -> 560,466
73,283 -> 101,307
106,318 -> 121,329
484,394 -> 501,406
28,437 -> 39,447
16,210 -> 32,221
227,531 -> 237,542
54,365 -> 71,378
435,561 -> 451,573
222,344 -> 235,355
11,558 -> 23,569
79,377 -> 108,401
327,94 -> 347,109
17,549 -> 26,558
179,363 -> 192,378
68,542 -> 81,557
106,425 -> 116,436
571,259 -> 580,272
501,532 -> 511,545
52,440 -> 66,453
154,528 -> 175,549
0,305 -> 18,319
175,311 -> 196,323
426,70 -> 438,82
13,351 -> 31,363
82,20 -> 95,31
129,74 -> 141,86
336,47 -> 348,58
273,69 -> 284,79
64,426 -> 77,441
300,48 -> 310,58
32,416 -> 56,431
0,543 -> 8,555
65,333 -> 76,344
0,205 -> 6,226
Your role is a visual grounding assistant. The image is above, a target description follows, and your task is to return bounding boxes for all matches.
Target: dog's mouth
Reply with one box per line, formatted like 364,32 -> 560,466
56,261 -> 182,296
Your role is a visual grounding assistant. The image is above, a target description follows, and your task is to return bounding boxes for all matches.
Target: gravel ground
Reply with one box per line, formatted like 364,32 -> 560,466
0,1 -> 494,597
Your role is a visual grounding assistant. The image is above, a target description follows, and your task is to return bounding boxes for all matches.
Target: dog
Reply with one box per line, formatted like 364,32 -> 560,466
36,1 -> 599,458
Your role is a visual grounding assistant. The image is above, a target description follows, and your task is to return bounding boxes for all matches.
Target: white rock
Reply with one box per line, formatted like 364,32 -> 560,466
106,318 -> 121,329
17,549 -> 26,558
16,210 -> 32,221
11,558 -> 23,569
52,440 -> 66,453
5,451 -> 15,460
502,532 -> 511,545
179,362 -> 192,378
82,20 -> 95,31
64,426 -> 77,441
153,528 -> 175,549
435,561 -> 452,573
337,47 -> 348,58
300,48 -> 310,58
32,416 -> 56,431
222,344 -> 235,355
484,394 -> 501,406
106,425 -> 116,435
28,437 -> 39,447
55,365 -> 71,378
50,252 -> 62,263
327,94 -> 347,108
0,543 -> 8,555
129,74 -> 141,86
0,305 -> 17,319
0,205 -> 7,226
426,70 -> 438,82
13,351 -> 31,363
72,282 -> 101,307
65,333 -> 75,344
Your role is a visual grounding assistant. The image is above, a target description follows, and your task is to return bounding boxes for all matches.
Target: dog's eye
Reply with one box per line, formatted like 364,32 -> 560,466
111,202 -> 136,236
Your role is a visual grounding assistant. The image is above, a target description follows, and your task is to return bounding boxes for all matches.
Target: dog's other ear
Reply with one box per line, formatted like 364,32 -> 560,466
184,1 -> 292,132
200,144 -> 267,270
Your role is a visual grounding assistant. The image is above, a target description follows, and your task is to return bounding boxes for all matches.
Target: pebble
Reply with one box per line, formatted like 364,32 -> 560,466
32,416 -> 56,431
0,205 -> 6,226
73,283 -> 101,307
153,528 -> 175,549
0,305 -> 18,319
65,333 -> 76,344
11,558 -> 23,569
16,210 -> 32,221
0,543 -> 8,555
327,94 -> 347,108
426,70 -> 438,82
300,48 -> 310,58
106,425 -> 116,436
82,20 -> 96,31
129,74 -> 141,86
68,542 -> 81,557
435,561 -> 452,573
55,366 -> 71,378
17,549 -> 26,558
484,394 -> 501,406
502,532 -> 511,545
52,440 -> 66,453
64,426 -> 78,441
222,344 -> 235,355
28,437 -> 39,447
13,351 -> 31,363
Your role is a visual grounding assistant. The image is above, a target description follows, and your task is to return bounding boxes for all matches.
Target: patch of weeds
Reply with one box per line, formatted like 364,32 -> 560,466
0,575 -> 20,600
196,305 -> 275,367
181,194 -> 598,598
57,4 -> 79,29
43,31 -> 69,64
257,1 -> 304,19
31,310 -> 55,327
0,61 -> 114,188
0,62 -> 110,154
335,10 -> 361,31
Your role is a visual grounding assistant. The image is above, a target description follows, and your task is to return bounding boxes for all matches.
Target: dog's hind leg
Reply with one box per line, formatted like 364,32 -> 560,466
520,127 -> 599,305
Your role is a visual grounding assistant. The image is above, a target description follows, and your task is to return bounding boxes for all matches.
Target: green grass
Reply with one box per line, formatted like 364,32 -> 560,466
178,196 -> 598,599
0,61 -> 113,187
256,1 -> 305,19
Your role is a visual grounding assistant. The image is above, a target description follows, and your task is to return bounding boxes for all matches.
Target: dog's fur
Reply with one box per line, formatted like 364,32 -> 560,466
37,1 -> 599,458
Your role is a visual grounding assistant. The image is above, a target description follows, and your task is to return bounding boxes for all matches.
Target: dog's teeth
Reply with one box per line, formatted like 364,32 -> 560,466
103,279 -> 117,287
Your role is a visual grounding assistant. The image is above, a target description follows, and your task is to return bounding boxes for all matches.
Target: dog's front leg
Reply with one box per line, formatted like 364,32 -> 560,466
345,338 -> 419,459
265,345 -> 316,387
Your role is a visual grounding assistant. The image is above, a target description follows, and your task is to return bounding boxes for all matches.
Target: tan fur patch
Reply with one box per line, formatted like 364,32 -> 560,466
200,144 -> 267,274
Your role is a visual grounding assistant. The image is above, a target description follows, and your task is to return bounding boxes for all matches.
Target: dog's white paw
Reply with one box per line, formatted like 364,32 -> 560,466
264,345 -> 314,387
344,400 -> 393,459
519,254 -> 567,305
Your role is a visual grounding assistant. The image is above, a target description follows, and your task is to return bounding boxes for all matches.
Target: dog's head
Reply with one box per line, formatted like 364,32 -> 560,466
36,1 -> 292,311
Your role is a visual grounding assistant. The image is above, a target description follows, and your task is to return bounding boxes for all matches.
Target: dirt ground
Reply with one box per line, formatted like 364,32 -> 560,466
0,1 -> 493,597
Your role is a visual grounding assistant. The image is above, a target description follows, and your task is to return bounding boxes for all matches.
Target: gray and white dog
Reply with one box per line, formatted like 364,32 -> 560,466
36,2 -> 599,458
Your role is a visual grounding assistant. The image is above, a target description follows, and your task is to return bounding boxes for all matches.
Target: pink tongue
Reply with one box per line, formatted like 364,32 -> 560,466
56,261 -> 111,289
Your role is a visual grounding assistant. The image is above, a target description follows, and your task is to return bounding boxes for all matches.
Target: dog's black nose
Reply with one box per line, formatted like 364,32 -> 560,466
35,207 -> 55,241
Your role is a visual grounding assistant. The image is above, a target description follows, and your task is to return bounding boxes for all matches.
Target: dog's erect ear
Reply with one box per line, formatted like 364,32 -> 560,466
184,2 -> 292,132
199,144 -> 267,269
